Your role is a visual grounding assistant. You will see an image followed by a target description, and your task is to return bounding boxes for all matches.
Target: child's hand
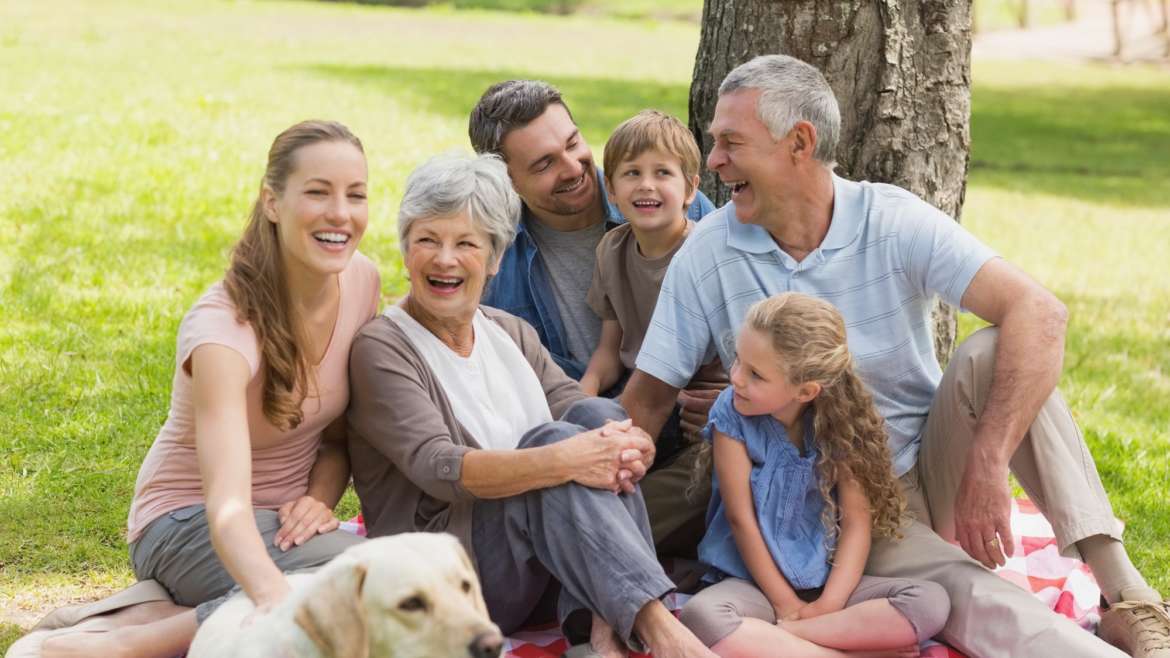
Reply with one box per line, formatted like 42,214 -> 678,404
797,597 -> 846,620
772,599 -> 805,622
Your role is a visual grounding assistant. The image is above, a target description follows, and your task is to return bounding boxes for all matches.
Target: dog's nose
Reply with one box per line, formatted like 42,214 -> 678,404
468,630 -> 503,658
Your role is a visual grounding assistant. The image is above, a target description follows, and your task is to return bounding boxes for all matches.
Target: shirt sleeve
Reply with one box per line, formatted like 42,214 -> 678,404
896,195 -> 998,309
701,387 -> 744,444
177,288 -> 260,378
634,238 -> 715,388
346,325 -> 476,504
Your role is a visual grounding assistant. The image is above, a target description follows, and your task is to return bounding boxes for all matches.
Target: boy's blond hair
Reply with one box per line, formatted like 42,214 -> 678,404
603,110 -> 701,198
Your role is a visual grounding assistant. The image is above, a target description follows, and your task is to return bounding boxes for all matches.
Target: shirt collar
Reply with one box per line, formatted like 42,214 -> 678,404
725,173 -> 865,255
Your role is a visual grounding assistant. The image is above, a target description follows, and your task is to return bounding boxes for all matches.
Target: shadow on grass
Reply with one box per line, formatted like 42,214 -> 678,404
307,63 -> 1169,211
298,63 -> 691,146
971,83 -> 1170,208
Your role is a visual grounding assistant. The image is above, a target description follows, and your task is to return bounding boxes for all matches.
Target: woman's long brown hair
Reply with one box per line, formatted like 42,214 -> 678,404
222,120 -> 363,430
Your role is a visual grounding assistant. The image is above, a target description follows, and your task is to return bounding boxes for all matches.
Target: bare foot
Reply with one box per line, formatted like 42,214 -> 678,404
635,601 -> 718,658
590,614 -> 628,658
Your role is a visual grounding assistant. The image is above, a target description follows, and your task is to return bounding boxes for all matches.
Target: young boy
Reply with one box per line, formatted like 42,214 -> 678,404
581,109 -> 726,429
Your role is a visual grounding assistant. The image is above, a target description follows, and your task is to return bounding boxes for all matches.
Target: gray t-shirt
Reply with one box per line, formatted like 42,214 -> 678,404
526,218 -> 606,366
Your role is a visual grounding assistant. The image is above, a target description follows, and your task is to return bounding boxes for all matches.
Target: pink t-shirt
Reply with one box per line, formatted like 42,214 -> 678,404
126,252 -> 380,542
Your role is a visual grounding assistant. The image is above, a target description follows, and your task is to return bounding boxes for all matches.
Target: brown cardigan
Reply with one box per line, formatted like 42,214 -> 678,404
346,305 -> 587,569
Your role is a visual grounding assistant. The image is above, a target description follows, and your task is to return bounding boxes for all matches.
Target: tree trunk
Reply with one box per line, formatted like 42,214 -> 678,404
689,0 -> 973,364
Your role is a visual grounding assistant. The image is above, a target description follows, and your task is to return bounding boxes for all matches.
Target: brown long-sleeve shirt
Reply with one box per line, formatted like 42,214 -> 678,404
346,305 -> 587,568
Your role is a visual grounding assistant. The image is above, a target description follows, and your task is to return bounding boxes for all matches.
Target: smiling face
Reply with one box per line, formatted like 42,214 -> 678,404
403,211 -> 498,323
264,139 -> 368,279
706,88 -> 794,227
500,103 -> 599,226
729,325 -> 818,422
606,148 -> 698,236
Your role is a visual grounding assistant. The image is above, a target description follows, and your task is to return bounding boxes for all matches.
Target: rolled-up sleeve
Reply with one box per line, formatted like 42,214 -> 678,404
347,330 -> 477,503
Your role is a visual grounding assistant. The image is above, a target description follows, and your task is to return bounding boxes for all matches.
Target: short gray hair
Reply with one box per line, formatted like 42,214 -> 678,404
398,153 -> 520,262
720,55 -> 841,164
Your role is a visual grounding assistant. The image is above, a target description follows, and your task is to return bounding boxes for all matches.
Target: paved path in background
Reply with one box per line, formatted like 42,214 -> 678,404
974,0 -> 1168,62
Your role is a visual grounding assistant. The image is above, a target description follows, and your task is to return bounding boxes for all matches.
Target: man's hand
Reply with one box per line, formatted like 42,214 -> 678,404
274,495 -> 339,552
562,421 -> 654,494
677,388 -> 720,436
954,455 -> 1015,568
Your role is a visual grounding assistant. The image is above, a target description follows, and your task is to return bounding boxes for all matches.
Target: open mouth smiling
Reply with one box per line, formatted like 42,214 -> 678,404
554,173 -> 587,195
313,231 -> 350,245
426,275 -> 464,292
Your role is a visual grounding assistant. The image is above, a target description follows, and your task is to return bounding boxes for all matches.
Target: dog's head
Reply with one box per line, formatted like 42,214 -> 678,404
293,533 -> 502,658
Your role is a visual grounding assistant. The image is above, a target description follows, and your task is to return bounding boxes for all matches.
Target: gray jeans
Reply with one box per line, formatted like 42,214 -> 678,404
472,397 -> 675,648
130,504 -> 364,623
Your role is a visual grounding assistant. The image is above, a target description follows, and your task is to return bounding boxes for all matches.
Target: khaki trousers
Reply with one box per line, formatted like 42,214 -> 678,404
866,327 -> 1127,658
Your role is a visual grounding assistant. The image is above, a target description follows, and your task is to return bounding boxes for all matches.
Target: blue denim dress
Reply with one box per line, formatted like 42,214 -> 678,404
697,387 -> 833,590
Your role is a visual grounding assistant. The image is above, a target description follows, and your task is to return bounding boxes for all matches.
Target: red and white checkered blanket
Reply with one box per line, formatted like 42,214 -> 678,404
342,497 -> 1100,658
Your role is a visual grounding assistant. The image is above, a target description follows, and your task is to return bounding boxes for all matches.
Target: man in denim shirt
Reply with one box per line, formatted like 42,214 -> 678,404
469,80 -> 714,383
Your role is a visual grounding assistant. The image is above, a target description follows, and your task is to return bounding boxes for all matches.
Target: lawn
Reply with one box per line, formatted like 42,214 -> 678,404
1,0 -> 1168,650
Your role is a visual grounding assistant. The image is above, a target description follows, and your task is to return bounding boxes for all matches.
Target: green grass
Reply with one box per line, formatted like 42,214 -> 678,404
1,0 -> 1168,650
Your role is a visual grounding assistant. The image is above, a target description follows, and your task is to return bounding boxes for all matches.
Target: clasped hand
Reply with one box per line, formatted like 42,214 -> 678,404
567,419 -> 655,494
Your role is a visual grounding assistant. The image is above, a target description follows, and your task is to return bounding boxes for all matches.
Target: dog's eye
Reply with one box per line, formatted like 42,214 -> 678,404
398,595 -> 429,613
461,579 -> 472,594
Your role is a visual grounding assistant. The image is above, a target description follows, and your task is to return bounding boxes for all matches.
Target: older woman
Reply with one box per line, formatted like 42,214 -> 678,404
346,153 -> 715,658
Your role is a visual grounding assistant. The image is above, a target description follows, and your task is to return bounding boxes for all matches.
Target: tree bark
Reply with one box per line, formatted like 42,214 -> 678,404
689,0 -> 973,364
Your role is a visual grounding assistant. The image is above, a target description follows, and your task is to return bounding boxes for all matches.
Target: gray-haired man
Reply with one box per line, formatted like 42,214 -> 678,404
622,54 -> 1167,658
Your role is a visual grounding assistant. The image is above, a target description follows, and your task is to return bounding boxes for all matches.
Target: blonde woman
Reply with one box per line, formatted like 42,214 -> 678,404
12,120 -> 379,658
680,293 -> 949,658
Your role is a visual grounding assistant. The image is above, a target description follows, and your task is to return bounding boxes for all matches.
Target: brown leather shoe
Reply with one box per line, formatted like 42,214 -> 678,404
1099,587 -> 1170,658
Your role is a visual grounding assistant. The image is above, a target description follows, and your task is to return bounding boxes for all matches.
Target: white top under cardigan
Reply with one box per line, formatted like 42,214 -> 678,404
384,304 -> 553,451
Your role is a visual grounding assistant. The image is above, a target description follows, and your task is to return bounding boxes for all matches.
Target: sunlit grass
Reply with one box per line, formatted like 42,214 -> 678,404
1,0 -> 1167,648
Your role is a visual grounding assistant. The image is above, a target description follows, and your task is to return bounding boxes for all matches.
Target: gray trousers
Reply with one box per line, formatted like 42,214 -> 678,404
680,575 -> 950,647
472,398 -> 676,648
866,327 -> 1128,658
130,504 -> 364,623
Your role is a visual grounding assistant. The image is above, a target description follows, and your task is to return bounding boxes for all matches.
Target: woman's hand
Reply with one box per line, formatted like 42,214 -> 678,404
273,495 -> 339,552
559,420 -> 654,494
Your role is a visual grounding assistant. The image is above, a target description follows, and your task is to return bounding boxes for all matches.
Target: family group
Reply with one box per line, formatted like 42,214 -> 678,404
8,54 -> 1168,658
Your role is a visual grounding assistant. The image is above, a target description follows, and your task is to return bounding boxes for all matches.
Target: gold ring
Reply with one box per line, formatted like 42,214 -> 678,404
987,537 -> 1000,548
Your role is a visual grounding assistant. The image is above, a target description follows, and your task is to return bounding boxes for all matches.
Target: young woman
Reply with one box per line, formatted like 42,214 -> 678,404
680,293 -> 950,658
13,120 -> 380,658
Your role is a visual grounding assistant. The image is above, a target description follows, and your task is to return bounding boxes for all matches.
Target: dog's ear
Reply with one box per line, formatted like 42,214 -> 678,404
294,559 -> 370,658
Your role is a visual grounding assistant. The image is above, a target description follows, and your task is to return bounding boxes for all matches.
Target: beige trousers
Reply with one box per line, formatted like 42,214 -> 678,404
866,327 -> 1127,658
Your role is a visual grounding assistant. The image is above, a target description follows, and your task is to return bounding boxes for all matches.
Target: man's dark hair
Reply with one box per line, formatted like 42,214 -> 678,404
468,80 -> 574,158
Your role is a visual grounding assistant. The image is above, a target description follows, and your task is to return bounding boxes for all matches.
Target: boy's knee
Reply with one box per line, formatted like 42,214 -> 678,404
889,579 -> 951,642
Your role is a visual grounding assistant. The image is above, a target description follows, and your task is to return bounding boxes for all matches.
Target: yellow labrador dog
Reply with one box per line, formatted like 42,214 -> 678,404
188,533 -> 502,658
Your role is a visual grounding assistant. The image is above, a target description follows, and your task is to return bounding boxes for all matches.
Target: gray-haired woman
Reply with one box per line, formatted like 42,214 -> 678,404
346,153 -> 716,658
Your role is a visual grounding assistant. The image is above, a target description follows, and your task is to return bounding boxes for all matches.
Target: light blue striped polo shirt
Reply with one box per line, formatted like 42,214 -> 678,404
637,174 -> 998,475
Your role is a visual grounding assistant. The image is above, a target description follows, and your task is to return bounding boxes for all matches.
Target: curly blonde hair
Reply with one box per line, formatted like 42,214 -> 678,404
694,293 -> 906,542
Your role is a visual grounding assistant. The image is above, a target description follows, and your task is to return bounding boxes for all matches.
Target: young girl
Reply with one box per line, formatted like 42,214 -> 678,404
12,120 -> 380,658
680,293 -> 949,658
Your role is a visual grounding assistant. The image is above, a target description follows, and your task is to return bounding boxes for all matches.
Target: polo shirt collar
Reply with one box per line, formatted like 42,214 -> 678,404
724,173 -> 865,255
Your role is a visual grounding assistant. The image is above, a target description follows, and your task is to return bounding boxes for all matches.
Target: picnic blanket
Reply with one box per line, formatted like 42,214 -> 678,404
342,497 -> 1101,658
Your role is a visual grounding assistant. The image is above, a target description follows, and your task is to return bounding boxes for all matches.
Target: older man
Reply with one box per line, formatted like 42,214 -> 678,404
622,54 -> 1167,658
468,81 -> 718,558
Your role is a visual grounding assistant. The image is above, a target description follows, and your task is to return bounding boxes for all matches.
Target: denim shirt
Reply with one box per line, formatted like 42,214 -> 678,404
697,387 -> 833,591
482,167 -> 716,380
